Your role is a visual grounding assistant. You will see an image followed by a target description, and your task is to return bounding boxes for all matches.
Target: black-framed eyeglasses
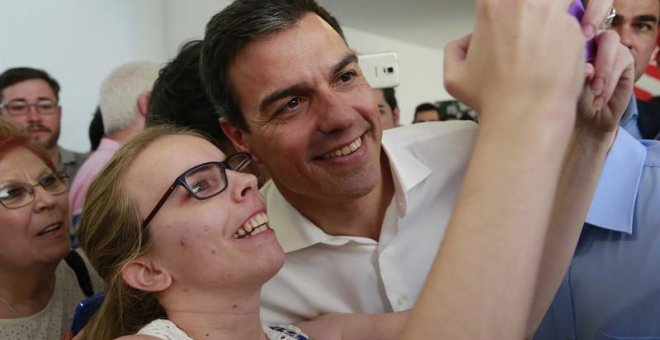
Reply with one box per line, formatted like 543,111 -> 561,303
0,99 -> 59,116
0,172 -> 69,209
141,153 -> 259,229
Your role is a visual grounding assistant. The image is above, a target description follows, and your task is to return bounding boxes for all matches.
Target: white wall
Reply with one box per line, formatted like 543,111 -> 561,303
1,0 -> 472,151
162,0 -> 231,56
0,0 -> 167,152
344,28 -> 448,125
159,0 -> 467,125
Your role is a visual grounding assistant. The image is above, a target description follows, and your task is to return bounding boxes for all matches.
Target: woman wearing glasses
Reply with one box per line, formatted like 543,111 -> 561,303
0,118 -> 101,340
78,126 -> 414,339
77,126 -> 309,340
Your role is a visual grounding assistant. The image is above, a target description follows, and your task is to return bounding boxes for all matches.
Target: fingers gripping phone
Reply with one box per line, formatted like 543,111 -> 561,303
568,0 -> 596,60
358,52 -> 400,88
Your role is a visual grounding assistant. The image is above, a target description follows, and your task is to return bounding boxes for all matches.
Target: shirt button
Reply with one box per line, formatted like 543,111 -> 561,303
396,295 -> 408,307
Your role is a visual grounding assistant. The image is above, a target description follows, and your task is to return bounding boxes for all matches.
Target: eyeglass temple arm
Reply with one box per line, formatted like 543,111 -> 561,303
142,182 -> 178,229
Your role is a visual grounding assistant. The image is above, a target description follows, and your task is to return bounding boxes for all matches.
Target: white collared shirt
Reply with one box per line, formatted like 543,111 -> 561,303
260,121 -> 478,324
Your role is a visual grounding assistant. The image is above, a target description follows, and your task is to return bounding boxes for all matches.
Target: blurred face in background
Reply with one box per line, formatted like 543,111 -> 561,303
413,109 -> 441,123
373,89 -> 399,130
0,79 -> 62,149
610,0 -> 660,81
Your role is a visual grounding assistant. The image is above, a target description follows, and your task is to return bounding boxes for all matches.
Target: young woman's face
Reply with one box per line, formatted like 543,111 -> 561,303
0,146 -> 70,268
125,135 -> 284,291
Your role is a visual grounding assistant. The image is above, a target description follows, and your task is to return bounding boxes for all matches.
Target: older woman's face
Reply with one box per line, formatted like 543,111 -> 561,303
0,147 -> 70,267
125,135 -> 284,291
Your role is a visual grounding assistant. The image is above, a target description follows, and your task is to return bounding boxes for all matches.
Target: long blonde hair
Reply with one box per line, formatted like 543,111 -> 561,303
77,125 -> 207,339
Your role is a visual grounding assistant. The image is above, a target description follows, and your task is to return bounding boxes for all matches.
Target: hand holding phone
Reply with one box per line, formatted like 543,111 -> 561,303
568,0 -> 596,60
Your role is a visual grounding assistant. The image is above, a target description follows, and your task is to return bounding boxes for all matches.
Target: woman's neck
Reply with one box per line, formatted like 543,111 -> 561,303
163,287 -> 266,340
0,262 -> 58,318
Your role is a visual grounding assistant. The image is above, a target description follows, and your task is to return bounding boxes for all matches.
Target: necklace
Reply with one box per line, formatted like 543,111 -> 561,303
0,295 -> 19,317
0,275 -> 55,318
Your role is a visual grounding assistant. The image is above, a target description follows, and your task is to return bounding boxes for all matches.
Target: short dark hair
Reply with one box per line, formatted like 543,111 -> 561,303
382,87 -> 398,111
0,67 -> 60,102
414,102 -> 442,120
200,0 -> 344,132
148,40 -> 234,153
88,107 -> 105,152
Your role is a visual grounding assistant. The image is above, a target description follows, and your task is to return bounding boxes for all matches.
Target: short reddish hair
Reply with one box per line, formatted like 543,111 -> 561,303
0,118 -> 56,171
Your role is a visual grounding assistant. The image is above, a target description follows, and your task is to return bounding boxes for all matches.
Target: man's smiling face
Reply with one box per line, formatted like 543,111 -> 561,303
225,13 -> 384,206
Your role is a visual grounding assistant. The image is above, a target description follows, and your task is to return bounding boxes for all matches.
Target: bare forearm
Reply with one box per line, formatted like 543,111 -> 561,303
526,127 -> 615,336
399,101 -> 576,339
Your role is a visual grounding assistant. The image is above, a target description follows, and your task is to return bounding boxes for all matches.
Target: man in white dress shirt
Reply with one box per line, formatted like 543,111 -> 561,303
200,0 -> 632,327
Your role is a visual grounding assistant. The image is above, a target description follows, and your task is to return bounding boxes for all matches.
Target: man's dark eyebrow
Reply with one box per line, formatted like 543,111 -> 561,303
259,84 -> 311,114
634,14 -> 659,23
258,54 -> 359,114
330,54 -> 359,78
6,97 -> 55,103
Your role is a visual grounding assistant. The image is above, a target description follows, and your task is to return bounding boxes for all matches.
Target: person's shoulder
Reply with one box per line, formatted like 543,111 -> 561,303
383,121 -> 477,146
259,179 -> 279,197
60,249 -> 104,293
58,147 -> 88,178
135,319 -> 191,339
387,120 -> 477,137
115,335 -> 160,340
382,121 -> 478,159
59,146 -> 86,161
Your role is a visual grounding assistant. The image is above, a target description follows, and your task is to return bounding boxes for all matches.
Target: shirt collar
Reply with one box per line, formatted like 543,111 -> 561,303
97,137 -> 121,151
585,127 -> 646,234
620,96 -> 639,127
381,133 -> 432,218
263,180 -> 380,253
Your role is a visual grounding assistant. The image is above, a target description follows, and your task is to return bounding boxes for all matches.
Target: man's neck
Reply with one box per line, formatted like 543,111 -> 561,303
45,145 -> 60,168
282,151 -> 395,241
108,121 -> 142,144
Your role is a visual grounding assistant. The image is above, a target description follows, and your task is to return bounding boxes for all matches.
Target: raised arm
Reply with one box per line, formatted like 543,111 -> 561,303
298,1 -> 632,339
399,0 -> 591,338
527,27 -> 634,336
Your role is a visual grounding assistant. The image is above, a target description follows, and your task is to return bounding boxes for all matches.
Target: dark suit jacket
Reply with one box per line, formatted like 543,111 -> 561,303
637,97 -> 660,139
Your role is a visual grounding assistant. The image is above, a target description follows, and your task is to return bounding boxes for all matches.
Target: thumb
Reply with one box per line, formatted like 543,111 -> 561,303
444,34 -> 473,105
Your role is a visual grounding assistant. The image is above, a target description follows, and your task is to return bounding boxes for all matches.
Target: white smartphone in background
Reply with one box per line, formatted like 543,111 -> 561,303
358,52 -> 400,89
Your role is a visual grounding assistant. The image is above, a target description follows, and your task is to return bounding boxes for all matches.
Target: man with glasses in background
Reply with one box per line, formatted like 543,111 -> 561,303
0,67 -> 85,182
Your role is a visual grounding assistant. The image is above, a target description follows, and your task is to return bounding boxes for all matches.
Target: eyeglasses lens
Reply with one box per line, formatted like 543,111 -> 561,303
0,173 -> 67,209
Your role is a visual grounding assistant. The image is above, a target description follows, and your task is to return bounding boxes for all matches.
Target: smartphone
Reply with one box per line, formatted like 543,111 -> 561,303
568,0 -> 596,60
70,293 -> 104,335
358,52 -> 400,89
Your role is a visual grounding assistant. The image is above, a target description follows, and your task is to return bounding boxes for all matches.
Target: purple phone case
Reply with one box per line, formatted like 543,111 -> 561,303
568,0 -> 596,60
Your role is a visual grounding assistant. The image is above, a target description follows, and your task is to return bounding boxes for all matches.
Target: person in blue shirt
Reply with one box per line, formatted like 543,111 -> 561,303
535,122 -> 660,338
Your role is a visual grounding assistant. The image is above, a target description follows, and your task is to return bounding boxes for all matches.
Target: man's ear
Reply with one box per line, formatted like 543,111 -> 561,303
393,107 -> 401,127
137,92 -> 151,117
121,257 -> 172,293
220,117 -> 253,154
